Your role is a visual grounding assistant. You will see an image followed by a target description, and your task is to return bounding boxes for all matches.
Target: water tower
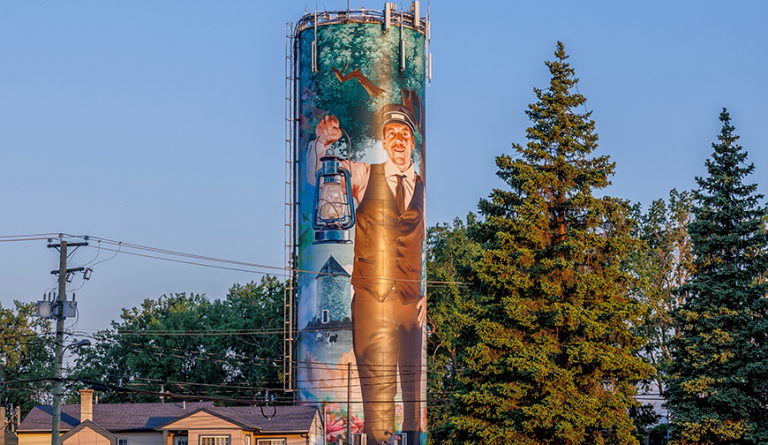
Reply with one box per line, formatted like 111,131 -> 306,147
284,4 -> 431,444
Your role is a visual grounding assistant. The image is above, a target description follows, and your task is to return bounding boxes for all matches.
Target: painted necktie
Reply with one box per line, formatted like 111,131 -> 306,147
395,174 -> 406,214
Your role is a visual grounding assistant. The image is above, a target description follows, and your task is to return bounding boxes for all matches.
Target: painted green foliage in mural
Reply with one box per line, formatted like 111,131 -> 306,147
298,23 -> 425,161
296,22 -> 427,263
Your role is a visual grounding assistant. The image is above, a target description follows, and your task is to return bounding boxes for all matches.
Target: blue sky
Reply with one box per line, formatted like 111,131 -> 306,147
1,1 -> 767,335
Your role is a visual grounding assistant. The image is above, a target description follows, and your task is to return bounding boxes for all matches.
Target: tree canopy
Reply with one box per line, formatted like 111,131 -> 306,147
0,300 -> 53,413
442,41 -> 653,445
630,189 -> 694,394
425,215 -> 482,440
71,276 -> 285,404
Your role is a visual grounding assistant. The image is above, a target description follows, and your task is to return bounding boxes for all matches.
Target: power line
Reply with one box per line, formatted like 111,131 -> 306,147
74,332 -> 453,372
1,233 -> 467,286
112,322 -> 438,335
0,236 -> 59,243
89,241 -> 465,286
0,378 -> 452,406
0,233 -> 62,239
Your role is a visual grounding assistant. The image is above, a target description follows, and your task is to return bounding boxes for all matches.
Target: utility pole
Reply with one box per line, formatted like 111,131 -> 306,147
0,365 -> 4,445
346,362 -> 351,445
50,239 -> 66,445
1,406 -> 6,445
47,237 -> 87,445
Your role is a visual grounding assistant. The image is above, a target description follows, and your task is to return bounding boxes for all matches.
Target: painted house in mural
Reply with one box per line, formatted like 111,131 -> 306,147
315,255 -> 351,325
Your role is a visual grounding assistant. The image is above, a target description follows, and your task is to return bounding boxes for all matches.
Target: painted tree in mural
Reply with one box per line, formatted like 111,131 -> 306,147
444,42 -> 653,445
665,109 -> 768,444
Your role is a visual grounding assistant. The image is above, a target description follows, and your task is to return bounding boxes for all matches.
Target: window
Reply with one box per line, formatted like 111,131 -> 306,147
256,440 -> 285,445
174,437 -> 188,445
200,437 -> 229,445
322,310 -> 329,324
117,439 -> 128,445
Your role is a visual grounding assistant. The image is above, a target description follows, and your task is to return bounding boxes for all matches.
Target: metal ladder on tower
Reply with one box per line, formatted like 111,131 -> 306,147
283,21 -> 296,395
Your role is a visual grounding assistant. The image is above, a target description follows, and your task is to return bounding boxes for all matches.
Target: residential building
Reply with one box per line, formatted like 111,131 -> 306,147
17,390 -> 323,445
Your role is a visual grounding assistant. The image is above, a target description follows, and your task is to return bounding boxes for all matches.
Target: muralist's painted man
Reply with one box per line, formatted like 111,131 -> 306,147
308,104 -> 425,445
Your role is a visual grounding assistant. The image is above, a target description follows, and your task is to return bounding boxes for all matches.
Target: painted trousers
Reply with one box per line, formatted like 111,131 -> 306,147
352,288 -> 422,445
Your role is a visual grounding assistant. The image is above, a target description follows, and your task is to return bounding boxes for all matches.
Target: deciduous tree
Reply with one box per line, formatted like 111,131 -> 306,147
72,276 -> 285,404
425,215 -> 481,444
630,189 -> 694,394
0,301 -> 52,412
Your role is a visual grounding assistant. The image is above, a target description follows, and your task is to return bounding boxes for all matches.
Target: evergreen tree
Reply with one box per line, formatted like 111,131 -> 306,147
665,109 -> 768,445
446,42 -> 652,445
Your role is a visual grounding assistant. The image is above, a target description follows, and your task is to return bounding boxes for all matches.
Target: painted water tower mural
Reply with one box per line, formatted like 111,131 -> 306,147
287,3 -> 430,444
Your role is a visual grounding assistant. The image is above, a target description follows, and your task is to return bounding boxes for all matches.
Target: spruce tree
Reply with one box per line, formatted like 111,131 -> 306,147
446,42 -> 652,445
665,109 -> 768,445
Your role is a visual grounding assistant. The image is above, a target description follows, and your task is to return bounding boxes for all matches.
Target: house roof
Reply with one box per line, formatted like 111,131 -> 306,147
156,406 -> 320,434
18,402 -> 214,433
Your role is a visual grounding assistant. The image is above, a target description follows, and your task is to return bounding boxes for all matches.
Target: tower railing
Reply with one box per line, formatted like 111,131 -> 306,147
294,7 -> 428,36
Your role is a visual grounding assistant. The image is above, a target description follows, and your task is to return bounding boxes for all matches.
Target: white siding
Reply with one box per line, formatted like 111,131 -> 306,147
115,432 -> 164,445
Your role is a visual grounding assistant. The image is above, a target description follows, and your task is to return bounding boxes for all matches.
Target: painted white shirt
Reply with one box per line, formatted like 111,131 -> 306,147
308,140 -> 417,207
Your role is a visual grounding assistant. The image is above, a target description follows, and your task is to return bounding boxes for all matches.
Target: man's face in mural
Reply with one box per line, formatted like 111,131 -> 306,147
383,122 -> 414,171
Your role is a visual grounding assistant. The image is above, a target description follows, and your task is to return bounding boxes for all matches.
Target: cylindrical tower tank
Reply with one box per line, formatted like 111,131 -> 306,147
292,4 -> 429,445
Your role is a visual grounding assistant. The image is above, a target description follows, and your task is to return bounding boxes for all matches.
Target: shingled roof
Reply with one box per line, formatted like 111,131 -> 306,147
18,402 -> 214,432
155,406 -> 320,434
19,402 -> 320,436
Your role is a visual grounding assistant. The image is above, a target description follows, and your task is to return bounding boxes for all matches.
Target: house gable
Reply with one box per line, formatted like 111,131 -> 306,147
60,420 -> 117,445
156,410 -> 249,431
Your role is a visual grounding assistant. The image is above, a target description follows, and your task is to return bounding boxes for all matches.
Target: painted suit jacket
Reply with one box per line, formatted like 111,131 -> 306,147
351,163 -> 425,303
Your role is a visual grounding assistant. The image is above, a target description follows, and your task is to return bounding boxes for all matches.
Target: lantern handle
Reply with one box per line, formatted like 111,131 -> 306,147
341,129 -> 352,162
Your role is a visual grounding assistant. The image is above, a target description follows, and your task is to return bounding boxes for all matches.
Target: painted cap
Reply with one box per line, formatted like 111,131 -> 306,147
379,104 -> 417,134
